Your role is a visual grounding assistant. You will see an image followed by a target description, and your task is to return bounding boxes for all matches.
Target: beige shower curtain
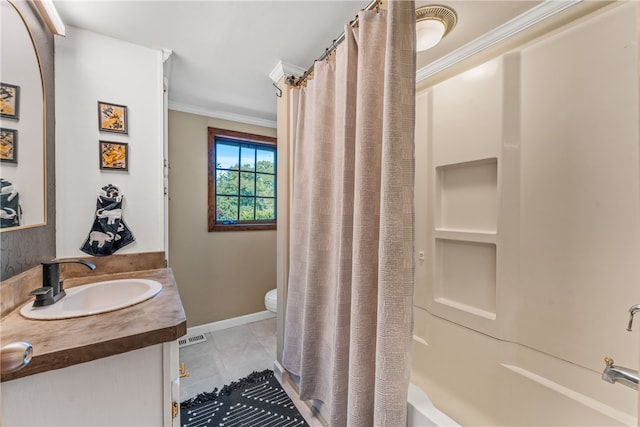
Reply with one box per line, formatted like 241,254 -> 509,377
283,0 -> 416,425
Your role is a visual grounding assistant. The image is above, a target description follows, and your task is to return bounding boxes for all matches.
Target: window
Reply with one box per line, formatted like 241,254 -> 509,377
208,127 -> 277,231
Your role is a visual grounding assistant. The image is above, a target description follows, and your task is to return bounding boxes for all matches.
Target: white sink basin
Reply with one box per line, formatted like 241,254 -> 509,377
20,278 -> 162,320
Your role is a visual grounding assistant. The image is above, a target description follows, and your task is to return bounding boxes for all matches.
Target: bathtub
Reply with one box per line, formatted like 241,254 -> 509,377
407,383 -> 460,427
277,361 -> 458,426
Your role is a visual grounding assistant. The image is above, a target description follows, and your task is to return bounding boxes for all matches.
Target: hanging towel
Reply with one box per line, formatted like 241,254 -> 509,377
80,184 -> 134,256
0,178 -> 21,228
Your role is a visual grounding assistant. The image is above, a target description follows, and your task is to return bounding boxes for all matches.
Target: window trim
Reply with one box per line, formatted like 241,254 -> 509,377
208,127 -> 277,232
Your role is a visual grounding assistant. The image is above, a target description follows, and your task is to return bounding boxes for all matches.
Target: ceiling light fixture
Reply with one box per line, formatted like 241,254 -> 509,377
415,5 -> 457,52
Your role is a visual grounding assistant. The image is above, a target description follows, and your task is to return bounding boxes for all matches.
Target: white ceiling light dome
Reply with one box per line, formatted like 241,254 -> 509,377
416,5 -> 457,52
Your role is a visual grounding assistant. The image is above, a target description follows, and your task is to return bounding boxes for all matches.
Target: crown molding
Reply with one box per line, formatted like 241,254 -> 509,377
269,60 -> 306,83
416,0 -> 581,83
161,48 -> 173,63
169,101 -> 277,129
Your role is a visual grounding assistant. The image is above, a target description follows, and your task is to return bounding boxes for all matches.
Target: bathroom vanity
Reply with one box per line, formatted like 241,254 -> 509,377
0,252 -> 187,426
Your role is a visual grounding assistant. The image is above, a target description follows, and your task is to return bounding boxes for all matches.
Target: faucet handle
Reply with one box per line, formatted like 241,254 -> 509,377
604,356 -> 614,367
29,287 -> 52,297
29,287 -> 54,307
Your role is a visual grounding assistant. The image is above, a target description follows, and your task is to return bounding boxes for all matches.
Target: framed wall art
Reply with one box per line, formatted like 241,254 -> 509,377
99,141 -> 128,171
98,101 -> 128,134
0,83 -> 20,120
0,128 -> 17,164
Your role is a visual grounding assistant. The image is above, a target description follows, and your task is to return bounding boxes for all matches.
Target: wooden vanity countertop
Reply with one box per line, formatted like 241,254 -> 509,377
0,268 -> 187,382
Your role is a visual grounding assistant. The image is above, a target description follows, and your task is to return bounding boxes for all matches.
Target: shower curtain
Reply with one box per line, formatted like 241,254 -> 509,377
282,1 -> 416,425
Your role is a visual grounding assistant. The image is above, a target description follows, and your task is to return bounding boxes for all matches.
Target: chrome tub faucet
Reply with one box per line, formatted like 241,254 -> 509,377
601,304 -> 640,391
602,357 -> 639,391
29,259 -> 96,307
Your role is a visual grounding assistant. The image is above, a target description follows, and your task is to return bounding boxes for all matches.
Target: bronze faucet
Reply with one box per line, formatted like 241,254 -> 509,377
30,259 -> 96,307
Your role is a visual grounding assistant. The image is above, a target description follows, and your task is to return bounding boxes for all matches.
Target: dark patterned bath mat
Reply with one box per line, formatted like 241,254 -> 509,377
180,369 -> 309,427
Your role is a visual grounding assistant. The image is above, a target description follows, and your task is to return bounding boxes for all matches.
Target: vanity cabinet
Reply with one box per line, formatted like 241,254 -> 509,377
2,341 -> 181,426
0,258 -> 187,427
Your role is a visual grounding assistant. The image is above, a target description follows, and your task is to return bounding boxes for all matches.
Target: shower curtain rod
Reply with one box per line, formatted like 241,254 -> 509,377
286,0 -> 382,87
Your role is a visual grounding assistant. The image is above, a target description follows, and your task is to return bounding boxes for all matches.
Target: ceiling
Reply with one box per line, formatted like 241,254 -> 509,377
52,0 -> 593,128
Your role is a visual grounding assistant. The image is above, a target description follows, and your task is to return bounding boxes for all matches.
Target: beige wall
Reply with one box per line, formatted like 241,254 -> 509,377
168,109 -> 277,327
412,2 -> 640,425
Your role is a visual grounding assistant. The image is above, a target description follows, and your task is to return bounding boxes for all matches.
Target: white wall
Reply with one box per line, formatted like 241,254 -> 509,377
55,26 -> 165,257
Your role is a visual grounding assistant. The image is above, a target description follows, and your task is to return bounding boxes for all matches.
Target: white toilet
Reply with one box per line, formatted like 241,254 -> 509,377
265,288 -> 277,314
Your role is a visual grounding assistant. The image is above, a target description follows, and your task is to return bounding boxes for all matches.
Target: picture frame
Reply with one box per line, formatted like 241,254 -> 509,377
0,83 -> 20,120
99,141 -> 128,171
0,128 -> 17,164
98,101 -> 128,134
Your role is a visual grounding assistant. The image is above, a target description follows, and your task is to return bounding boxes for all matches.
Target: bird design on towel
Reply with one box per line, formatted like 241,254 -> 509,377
80,184 -> 134,256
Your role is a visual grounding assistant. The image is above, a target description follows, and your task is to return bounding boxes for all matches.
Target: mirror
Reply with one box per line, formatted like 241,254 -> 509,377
0,0 -> 46,231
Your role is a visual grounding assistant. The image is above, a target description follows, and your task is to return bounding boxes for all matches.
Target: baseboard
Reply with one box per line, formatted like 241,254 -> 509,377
186,310 -> 276,337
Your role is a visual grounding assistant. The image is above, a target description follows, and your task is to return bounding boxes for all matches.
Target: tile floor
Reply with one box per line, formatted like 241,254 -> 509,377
178,317 -> 277,401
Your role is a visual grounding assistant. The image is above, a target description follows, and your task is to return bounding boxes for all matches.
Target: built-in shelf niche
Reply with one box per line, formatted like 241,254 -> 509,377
433,157 -> 498,318
434,239 -> 497,319
436,157 -> 498,233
